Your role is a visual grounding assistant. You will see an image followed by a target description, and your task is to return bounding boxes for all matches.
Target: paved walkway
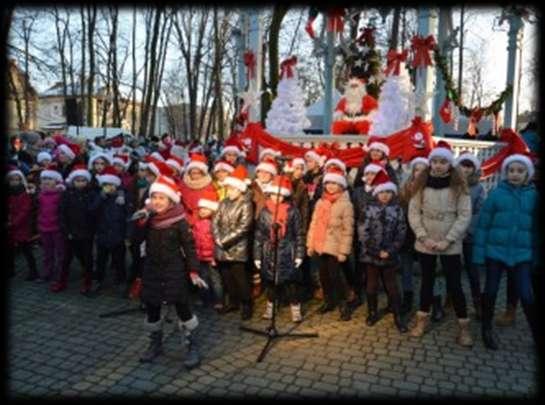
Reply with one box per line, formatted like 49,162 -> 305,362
7,249 -> 538,399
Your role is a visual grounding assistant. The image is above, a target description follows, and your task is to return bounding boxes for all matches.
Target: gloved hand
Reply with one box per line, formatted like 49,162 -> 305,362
254,260 -> 262,269
190,272 -> 209,289
295,258 -> 303,268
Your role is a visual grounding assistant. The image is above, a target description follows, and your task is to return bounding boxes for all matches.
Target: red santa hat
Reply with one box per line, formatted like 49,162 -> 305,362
88,152 -> 113,170
56,143 -> 79,161
112,154 -> 130,170
170,144 -> 186,160
304,145 -> 330,167
150,151 -> 166,162
265,175 -> 293,197
40,164 -> 63,183
501,153 -> 535,180
198,188 -> 219,211
366,137 -> 390,157
324,158 -> 347,174
186,153 -> 209,174
138,161 -> 148,170
363,163 -> 384,175
259,148 -> 281,162
409,157 -> 430,171
149,175 -> 181,204
166,155 -> 185,175
455,151 -> 481,171
213,159 -> 235,174
6,167 -> 28,190
323,166 -> 347,188
372,169 -> 397,196
146,156 -> 175,178
66,164 -> 92,184
223,164 -> 249,192
221,137 -> 243,157
97,166 -> 121,187
292,157 -> 306,171
429,140 -> 454,164
255,157 -> 278,176
37,151 -> 53,164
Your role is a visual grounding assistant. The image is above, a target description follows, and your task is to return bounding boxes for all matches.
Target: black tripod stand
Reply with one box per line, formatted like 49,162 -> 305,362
239,158 -> 318,362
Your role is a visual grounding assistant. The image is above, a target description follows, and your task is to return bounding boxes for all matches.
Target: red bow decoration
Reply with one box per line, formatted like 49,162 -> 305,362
467,108 -> 484,137
326,8 -> 345,34
439,99 -> 453,123
357,26 -> 376,46
411,35 -> 436,68
280,56 -> 298,79
243,50 -> 256,80
384,49 -> 408,76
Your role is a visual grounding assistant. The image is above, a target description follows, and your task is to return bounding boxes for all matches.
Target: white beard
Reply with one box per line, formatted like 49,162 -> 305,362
344,85 -> 366,115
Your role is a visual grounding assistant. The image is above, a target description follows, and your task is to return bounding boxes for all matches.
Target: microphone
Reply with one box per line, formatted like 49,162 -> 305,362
128,209 -> 156,222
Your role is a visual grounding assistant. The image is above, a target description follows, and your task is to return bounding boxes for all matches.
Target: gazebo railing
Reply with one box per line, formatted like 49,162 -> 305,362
274,134 -> 506,193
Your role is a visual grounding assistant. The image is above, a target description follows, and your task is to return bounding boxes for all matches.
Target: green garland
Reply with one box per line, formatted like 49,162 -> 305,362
433,47 -> 512,116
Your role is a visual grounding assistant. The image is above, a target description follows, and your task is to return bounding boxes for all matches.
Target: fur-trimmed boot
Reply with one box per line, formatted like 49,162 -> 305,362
456,318 -> 474,347
140,319 -> 163,363
410,310 -> 430,337
291,303 -> 302,323
262,301 -> 274,320
178,315 -> 201,369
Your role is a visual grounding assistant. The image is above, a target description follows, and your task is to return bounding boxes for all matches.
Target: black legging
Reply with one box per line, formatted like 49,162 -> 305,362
366,265 -> 401,310
220,261 -> 251,305
62,238 -> 94,280
146,301 -> 193,323
95,243 -> 126,284
8,241 -> 37,276
462,241 -> 482,300
418,253 -> 468,319
318,254 -> 348,305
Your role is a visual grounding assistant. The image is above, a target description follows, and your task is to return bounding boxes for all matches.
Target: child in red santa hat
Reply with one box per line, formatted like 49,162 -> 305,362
353,137 -> 398,189
212,159 -> 235,201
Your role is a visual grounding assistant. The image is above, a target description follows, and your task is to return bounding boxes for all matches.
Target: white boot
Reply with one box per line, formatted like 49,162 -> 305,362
291,303 -> 302,323
262,301 -> 273,320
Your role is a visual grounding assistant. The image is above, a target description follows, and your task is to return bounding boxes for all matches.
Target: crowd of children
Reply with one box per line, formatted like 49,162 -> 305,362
6,131 -> 539,368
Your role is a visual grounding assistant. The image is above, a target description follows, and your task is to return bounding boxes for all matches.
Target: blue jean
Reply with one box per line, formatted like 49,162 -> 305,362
484,259 -> 533,307
199,261 -> 224,306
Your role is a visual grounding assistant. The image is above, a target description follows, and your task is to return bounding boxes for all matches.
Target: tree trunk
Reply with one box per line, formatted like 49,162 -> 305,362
389,7 -> 401,50
80,6 -> 86,125
2,7 -> 14,47
8,68 -> 24,129
458,5 -> 464,98
131,7 -> 137,135
53,7 -> 68,101
268,5 -> 289,101
87,5 -> 97,126
110,6 -> 121,127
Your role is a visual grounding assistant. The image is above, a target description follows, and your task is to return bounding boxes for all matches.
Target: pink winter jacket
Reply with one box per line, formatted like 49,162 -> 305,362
192,217 -> 215,262
38,188 -> 62,233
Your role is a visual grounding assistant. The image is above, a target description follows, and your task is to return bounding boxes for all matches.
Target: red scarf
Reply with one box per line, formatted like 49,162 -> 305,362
265,200 -> 290,240
148,203 -> 186,229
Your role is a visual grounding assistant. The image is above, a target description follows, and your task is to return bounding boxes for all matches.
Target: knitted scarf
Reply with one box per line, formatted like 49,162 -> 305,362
311,191 -> 343,253
148,203 -> 186,230
182,172 -> 212,190
265,200 -> 289,240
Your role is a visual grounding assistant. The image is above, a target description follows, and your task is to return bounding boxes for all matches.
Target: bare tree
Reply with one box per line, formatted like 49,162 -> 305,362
86,5 -> 97,126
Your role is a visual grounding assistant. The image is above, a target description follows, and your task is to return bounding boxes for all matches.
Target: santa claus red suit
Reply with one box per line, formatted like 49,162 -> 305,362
332,78 -> 378,135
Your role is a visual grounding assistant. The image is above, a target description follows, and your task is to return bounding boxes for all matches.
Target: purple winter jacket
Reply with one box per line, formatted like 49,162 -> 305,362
38,188 -> 62,233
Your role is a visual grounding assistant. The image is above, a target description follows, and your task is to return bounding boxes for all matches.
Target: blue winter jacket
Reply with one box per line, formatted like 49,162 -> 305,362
472,180 -> 537,267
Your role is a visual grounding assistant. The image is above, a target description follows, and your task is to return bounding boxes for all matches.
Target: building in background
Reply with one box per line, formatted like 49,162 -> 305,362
7,59 -> 38,133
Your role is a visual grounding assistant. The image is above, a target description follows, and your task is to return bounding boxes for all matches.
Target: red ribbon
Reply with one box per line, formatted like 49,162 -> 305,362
243,50 -> 256,80
411,35 -> 436,68
384,49 -> 408,76
326,8 -> 345,34
439,98 -> 453,123
280,56 -> 298,79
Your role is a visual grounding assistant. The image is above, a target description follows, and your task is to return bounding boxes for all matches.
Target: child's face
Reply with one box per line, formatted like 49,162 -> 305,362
151,192 -> 172,213
114,163 -> 125,174
458,161 -> 475,178
198,207 -> 213,219
325,182 -> 342,194
293,165 -> 305,180
102,183 -> 117,194
41,177 -> 56,190
224,152 -> 238,164
8,175 -> 22,188
413,163 -> 427,179
137,167 -> 147,179
39,159 -> 51,167
226,185 -> 242,200
430,158 -> 450,176
369,149 -> 384,161
145,170 -> 156,184
305,157 -> 318,172
189,168 -> 204,181
364,171 -> 377,185
214,169 -> 229,182
73,177 -> 89,190
268,193 -> 284,204
58,151 -> 70,164
256,170 -> 273,184
506,162 -> 528,186
377,190 -> 394,204
93,159 -> 106,173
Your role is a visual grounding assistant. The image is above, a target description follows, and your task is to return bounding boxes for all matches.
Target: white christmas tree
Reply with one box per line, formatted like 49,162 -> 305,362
265,58 -> 311,135
369,61 -> 415,137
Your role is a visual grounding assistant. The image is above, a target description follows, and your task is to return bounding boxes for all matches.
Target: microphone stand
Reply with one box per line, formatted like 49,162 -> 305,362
239,157 -> 318,363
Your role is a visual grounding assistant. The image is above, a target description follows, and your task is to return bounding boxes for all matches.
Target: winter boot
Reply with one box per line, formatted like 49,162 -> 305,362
178,316 -> 200,369
456,318 -> 474,347
241,301 -> 253,321
80,273 -> 93,295
401,290 -> 414,315
431,295 -> 445,322
262,301 -> 274,320
410,311 -> 430,337
481,294 -> 498,350
291,303 -> 302,323
496,304 -> 517,327
521,302 -> 539,346
472,293 -> 482,321
339,301 -> 351,321
366,294 -> 379,326
139,319 -> 163,363
392,304 -> 408,334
